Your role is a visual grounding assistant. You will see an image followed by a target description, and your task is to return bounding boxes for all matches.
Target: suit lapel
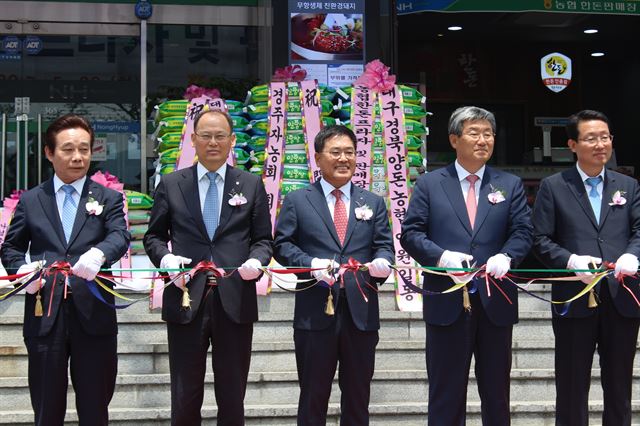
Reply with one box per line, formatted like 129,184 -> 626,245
473,169 -> 494,235
599,172 -> 616,227
179,165 -> 210,241
215,166 -> 243,238
441,165 -> 473,236
37,179 -> 67,247
564,168 -> 599,228
306,181 -> 341,247
342,184 -> 363,247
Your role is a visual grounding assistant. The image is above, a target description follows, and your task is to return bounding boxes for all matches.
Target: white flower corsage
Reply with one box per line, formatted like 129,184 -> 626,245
487,185 -> 506,204
354,204 -> 373,221
228,193 -> 247,206
609,190 -> 627,206
85,197 -> 104,216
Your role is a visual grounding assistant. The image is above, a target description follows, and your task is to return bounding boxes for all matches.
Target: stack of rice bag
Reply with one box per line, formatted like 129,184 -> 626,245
124,190 -> 154,255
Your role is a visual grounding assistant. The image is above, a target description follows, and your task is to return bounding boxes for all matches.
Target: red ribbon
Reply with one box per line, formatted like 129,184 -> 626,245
43,261 -> 73,317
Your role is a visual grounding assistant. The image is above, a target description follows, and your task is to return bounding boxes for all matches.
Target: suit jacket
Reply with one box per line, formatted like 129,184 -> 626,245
144,164 -> 273,325
532,167 -> 640,318
0,178 -> 130,337
274,181 -> 394,332
400,164 -> 533,327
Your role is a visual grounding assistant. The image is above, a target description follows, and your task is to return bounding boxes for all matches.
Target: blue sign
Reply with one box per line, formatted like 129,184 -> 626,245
135,0 -> 153,20
397,0 -> 456,14
2,36 -> 22,54
24,36 -> 43,55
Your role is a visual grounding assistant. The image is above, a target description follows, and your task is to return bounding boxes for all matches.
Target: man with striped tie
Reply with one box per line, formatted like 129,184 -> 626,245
1,114 -> 130,425
144,110 -> 273,425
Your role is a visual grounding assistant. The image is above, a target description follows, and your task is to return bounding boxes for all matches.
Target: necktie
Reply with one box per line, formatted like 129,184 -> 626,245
203,172 -> 219,240
465,175 -> 479,229
585,176 -> 603,224
332,189 -> 347,245
61,184 -> 77,243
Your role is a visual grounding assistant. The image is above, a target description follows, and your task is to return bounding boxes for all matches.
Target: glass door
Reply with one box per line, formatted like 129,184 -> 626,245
0,22 -> 142,199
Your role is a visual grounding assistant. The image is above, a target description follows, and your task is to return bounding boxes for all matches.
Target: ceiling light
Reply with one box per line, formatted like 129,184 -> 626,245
584,29 -> 598,34
437,33 -> 444,37
591,52 -> 605,57
447,26 -> 462,31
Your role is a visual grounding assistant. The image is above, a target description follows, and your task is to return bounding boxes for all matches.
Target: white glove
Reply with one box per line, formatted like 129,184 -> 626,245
614,253 -> 639,279
160,254 -> 192,289
485,253 -> 511,279
17,261 -> 46,294
311,258 -> 339,286
238,258 -> 262,280
567,254 -> 602,284
368,258 -> 392,278
72,247 -> 105,281
438,250 -> 474,284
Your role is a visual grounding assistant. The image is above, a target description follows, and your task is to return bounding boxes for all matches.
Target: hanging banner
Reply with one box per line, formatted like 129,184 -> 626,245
379,87 -> 422,312
351,86 -> 376,190
175,97 -> 229,170
541,52 -> 572,93
300,80 -> 323,182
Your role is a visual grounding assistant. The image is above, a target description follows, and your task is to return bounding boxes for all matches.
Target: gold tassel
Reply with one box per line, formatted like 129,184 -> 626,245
463,286 -> 471,312
180,276 -> 191,310
325,291 -> 335,316
34,292 -> 43,317
588,289 -> 598,308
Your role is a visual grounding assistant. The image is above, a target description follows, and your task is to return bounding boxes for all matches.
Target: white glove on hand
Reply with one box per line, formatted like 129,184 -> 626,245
311,258 -> 339,286
17,261 -> 46,294
614,253 -> 639,279
72,247 -> 105,281
438,250 -> 474,284
486,253 -> 511,279
368,258 -> 392,278
238,258 -> 262,280
567,254 -> 602,284
160,254 -> 192,289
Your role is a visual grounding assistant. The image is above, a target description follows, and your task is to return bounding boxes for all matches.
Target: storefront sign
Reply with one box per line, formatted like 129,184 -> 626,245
540,52 -> 572,93
24,36 -> 43,55
397,0 -> 639,15
1,36 -> 21,54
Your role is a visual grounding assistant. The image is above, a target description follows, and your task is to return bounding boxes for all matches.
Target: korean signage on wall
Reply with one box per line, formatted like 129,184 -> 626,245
397,0 -> 639,15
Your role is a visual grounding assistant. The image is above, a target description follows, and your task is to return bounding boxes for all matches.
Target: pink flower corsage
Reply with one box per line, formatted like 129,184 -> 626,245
354,204 -> 373,221
609,190 -> 627,206
353,59 -> 396,93
487,186 -> 506,204
228,193 -> 247,206
85,197 -> 104,216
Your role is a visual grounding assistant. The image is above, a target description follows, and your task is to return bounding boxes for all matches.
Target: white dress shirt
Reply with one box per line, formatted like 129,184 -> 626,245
319,178 -> 351,220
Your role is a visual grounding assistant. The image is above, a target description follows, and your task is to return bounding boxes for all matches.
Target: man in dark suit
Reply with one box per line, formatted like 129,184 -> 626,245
1,114 -> 130,426
274,125 -> 394,426
144,110 -> 273,425
532,110 -> 640,426
400,106 -> 533,425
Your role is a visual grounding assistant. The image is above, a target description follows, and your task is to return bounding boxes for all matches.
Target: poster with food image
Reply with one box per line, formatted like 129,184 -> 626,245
290,12 -> 364,62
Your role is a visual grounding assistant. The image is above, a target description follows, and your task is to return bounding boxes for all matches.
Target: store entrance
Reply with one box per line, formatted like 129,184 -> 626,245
0,21 -> 142,198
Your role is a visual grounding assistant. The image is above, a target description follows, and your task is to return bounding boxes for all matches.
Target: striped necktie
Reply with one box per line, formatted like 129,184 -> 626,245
61,184 -> 77,243
203,172 -> 219,240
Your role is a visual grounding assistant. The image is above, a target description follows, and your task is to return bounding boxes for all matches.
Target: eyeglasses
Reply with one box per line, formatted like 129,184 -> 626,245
194,132 -> 232,143
463,131 -> 495,141
578,134 -> 613,144
324,149 -> 356,160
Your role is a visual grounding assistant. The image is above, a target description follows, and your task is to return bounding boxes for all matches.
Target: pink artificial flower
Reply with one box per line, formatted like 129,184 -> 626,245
354,204 -> 373,221
487,186 -> 506,204
353,59 -> 396,93
183,85 -> 220,101
228,193 -> 248,206
609,190 -> 627,206
91,171 -> 124,192
9,189 -> 25,200
272,65 -> 307,82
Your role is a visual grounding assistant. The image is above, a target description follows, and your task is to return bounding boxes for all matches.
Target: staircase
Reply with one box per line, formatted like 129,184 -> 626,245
1,283 -> 639,425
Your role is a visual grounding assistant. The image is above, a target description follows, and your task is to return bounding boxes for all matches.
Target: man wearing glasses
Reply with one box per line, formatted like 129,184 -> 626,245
144,110 -> 273,425
274,125 -> 394,425
401,106 -> 532,425
533,110 -> 640,425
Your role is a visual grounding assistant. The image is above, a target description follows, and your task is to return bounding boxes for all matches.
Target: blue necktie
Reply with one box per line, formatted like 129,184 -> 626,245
61,184 -> 77,242
203,172 -> 219,240
585,176 -> 603,224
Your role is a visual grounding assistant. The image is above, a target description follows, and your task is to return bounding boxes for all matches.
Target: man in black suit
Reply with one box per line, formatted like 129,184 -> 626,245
400,106 -> 533,425
1,114 -> 130,426
144,110 -> 273,425
274,125 -> 394,426
532,110 -> 640,426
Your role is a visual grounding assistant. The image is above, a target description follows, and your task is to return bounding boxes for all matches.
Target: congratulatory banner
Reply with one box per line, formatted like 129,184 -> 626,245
397,0 -> 640,15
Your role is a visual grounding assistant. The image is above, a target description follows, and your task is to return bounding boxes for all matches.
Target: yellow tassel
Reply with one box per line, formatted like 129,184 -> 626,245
34,293 -> 43,317
588,289 -> 598,308
181,285 -> 191,310
325,291 -> 335,316
463,286 -> 471,312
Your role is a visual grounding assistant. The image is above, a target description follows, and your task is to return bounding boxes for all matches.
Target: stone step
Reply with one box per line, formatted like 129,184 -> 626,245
2,339 -> 639,377
2,368 -> 640,412
4,401 -> 640,426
